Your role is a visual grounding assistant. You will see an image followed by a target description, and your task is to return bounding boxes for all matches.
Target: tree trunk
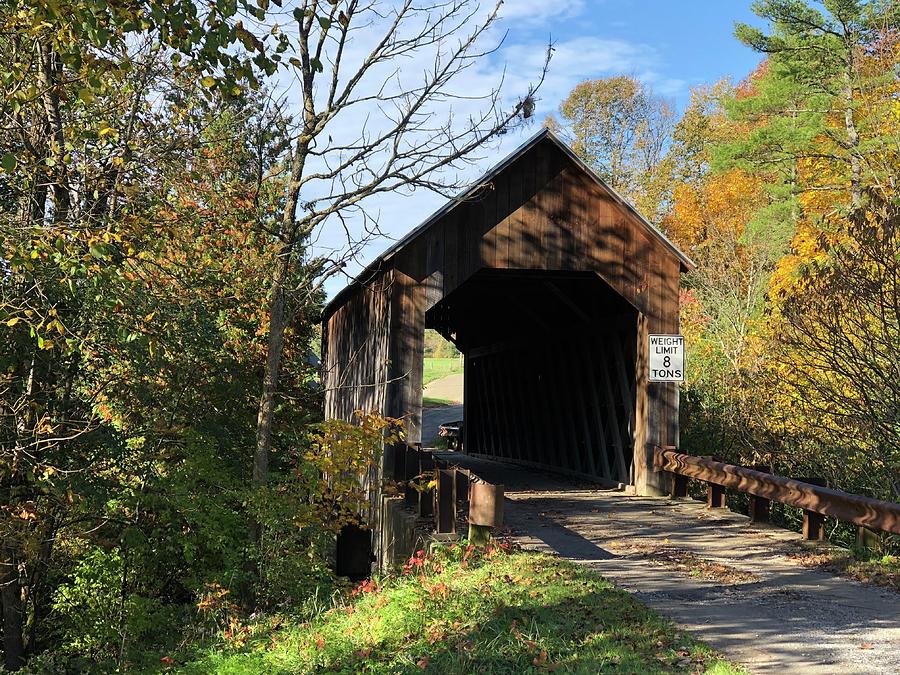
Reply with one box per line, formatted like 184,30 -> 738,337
253,254 -> 290,487
37,41 -> 70,223
1,549 -> 25,672
842,62 -> 861,209
252,130 -> 309,487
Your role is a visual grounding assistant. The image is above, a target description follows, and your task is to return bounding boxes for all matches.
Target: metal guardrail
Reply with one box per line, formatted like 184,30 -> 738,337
654,446 -> 900,538
401,445 -> 503,536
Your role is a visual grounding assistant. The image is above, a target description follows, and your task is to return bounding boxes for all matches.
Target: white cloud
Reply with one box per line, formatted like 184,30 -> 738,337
498,36 -> 665,115
495,0 -> 587,25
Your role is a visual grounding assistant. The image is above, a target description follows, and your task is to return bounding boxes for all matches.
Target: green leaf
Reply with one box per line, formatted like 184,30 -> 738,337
1,153 -> 16,172
310,57 -> 324,73
201,76 -> 216,88
78,88 -> 95,103
317,16 -> 331,29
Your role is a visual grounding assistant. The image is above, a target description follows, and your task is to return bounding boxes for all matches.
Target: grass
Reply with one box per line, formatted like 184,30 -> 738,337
423,396 -> 456,408
177,545 -> 743,674
423,357 -> 463,386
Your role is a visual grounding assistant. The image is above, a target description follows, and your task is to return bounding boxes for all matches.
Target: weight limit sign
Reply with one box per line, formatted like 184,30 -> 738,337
648,334 -> 684,382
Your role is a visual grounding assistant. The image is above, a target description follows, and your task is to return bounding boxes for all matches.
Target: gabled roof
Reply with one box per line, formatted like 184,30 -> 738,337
324,128 -> 693,317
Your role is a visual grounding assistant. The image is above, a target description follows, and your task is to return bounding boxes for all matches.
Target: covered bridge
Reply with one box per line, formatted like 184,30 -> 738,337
321,129 -> 693,515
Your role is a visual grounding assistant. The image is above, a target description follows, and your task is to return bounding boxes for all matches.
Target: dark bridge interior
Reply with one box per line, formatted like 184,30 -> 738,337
426,269 -> 638,484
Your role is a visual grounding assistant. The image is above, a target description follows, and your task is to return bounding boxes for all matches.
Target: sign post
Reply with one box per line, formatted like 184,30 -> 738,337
648,334 -> 684,382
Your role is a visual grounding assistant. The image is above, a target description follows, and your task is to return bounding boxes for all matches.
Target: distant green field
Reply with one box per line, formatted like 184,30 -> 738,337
423,356 -> 463,385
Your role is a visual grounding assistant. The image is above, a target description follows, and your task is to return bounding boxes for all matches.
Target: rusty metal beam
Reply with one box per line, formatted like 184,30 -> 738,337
655,448 -> 900,535
469,481 -> 504,528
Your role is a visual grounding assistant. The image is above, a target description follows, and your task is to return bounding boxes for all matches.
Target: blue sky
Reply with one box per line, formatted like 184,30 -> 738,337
318,1 -> 767,299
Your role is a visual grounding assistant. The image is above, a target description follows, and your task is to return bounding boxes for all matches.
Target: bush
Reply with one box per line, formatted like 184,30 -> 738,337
51,547 -> 178,662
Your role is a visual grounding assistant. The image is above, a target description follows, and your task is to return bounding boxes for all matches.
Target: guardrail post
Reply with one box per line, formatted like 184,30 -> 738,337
856,526 -> 880,550
707,483 -> 726,508
803,511 -> 826,541
701,456 -> 726,508
797,476 -> 827,541
749,495 -> 770,523
435,469 -> 456,534
671,474 -> 689,499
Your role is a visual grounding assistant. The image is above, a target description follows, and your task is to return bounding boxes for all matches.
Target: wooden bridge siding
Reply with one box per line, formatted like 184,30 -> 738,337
322,268 -> 393,524
390,141 -> 678,493
322,269 -> 392,423
385,270 -> 424,448
324,136 -> 682,496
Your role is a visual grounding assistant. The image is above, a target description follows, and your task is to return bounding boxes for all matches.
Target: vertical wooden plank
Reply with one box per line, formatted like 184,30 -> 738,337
493,167 -> 510,269
612,330 -> 636,474
632,313 -> 650,491
478,178 -> 499,269
532,348 -> 556,466
533,141 -> 552,271
463,354 -> 472,454
469,358 -> 482,455
436,469 -> 456,533
510,351 -> 530,461
474,359 -> 494,457
598,344 -> 629,483
557,341 -> 588,474
547,344 -> 583,473
481,355 -> 503,458
567,340 -> 598,477
492,352 -> 519,461
581,339 -> 613,480
511,140 -> 537,267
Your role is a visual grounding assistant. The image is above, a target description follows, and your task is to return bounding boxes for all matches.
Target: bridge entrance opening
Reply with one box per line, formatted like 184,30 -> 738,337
427,269 -> 638,485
